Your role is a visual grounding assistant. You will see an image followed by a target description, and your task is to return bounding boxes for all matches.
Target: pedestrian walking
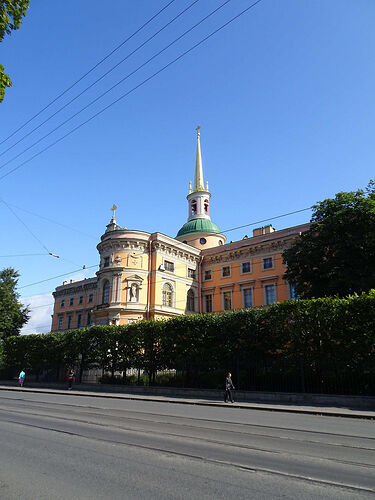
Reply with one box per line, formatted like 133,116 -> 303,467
224,372 -> 235,403
67,369 -> 75,390
18,370 -> 25,387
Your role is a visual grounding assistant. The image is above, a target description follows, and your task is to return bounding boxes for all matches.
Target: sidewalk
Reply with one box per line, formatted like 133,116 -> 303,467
1,384 -> 374,420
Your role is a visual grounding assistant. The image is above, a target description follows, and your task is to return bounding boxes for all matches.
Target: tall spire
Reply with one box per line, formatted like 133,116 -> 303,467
193,125 -> 205,192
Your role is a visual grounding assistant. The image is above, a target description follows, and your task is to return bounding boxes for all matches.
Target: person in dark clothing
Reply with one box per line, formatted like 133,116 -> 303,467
224,372 -> 235,403
68,369 -> 75,390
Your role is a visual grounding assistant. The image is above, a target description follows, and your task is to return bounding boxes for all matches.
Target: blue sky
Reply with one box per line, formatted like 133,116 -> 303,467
0,0 -> 374,333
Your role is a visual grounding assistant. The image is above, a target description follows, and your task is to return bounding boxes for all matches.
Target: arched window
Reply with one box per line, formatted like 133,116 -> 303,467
102,281 -> 110,304
187,289 -> 195,312
162,282 -> 173,307
191,200 -> 197,216
204,199 -> 209,213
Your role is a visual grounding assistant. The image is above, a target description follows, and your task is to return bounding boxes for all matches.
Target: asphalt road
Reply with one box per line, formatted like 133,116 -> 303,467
0,390 -> 374,499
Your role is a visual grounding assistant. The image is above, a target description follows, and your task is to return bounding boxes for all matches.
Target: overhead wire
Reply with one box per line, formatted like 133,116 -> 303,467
0,0 -> 232,172
1,198 -> 53,255
0,0 -> 264,182
0,200 -> 97,239
19,264 -> 98,289
0,0 -> 177,147
0,0 -> 201,159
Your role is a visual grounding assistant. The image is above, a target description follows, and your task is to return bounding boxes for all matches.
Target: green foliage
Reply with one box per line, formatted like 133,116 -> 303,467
283,181 -> 375,298
0,268 -> 29,340
0,0 -> 30,102
2,292 -> 375,394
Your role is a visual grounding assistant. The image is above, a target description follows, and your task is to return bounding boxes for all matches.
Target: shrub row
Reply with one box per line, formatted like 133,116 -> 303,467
2,292 -> 375,393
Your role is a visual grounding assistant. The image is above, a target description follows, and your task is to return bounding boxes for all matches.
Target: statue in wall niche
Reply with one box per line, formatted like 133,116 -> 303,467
130,283 -> 138,302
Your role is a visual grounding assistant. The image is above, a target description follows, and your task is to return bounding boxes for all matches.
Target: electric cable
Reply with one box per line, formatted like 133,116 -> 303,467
0,0 -> 232,172
0,200 -> 96,239
1,198 -> 52,255
19,264 -> 98,289
0,0 -> 201,158
0,0 -> 263,182
0,0 -> 177,147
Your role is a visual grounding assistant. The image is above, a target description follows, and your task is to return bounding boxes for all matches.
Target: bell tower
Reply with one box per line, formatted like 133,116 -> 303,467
176,127 -> 225,249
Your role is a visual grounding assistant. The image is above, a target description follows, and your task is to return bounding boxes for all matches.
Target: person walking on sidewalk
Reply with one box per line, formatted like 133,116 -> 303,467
18,370 -> 25,387
67,369 -> 75,390
224,372 -> 235,403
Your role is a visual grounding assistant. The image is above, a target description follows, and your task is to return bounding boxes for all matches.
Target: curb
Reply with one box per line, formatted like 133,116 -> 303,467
1,386 -> 374,420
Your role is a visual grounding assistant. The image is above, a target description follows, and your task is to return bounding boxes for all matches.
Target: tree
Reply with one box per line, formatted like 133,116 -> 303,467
0,0 -> 30,102
0,267 -> 29,340
283,181 -> 375,298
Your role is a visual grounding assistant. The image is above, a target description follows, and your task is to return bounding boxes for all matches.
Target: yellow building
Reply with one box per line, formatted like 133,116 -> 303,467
51,129 -> 308,331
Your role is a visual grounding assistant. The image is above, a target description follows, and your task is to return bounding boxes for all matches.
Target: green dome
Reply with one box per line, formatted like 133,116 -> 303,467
176,218 -> 222,238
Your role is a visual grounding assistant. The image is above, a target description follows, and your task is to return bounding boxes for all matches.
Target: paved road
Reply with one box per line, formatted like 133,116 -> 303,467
0,390 -> 374,499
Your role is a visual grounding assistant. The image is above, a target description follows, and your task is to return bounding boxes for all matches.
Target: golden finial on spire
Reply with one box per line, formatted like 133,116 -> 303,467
206,181 -> 209,192
189,181 -> 192,193
196,125 -> 201,137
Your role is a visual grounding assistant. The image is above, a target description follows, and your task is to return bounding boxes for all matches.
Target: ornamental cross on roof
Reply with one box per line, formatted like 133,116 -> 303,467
110,204 -> 118,219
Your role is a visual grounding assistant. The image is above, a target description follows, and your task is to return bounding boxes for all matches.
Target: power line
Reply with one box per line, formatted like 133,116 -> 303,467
0,0 -> 177,147
0,200 -> 96,239
0,0 -> 201,159
0,0 -> 231,172
1,198 -> 51,255
0,253 -> 47,257
19,264 -> 98,289
0,0 -> 263,182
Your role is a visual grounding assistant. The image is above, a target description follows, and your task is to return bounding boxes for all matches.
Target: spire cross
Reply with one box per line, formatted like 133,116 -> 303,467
110,204 -> 118,219
196,125 -> 201,136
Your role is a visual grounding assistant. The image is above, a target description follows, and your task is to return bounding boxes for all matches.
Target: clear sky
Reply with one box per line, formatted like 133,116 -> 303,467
0,0 -> 374,334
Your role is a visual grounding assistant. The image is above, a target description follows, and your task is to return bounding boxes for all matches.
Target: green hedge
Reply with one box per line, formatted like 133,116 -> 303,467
2,292 -> 375,394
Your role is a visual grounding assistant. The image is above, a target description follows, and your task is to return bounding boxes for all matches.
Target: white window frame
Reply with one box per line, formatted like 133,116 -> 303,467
162,281 -> 174,307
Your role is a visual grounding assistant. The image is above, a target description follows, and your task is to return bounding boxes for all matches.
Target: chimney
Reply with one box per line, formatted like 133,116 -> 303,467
253,225 -> 276,237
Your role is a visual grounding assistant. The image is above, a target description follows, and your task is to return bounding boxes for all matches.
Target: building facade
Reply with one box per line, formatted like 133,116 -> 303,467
51,129 -> 308,331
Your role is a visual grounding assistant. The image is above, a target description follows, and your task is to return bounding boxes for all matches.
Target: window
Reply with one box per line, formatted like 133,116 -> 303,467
204,199 -> 209,213
88,293 -> 93,303
67,315 -> 72,329
191,200 -> 197,215
102,281 -> 110,304
265,284 -> 276,305
200,237 -> 207,245
162,283 -> 173,307
188,268 -> 196,279
79,295 -> 83,304
104,256 -> 110,268
222,266 -> 230,277
204,270 -> 212,280
290,284 -> 298,300
69,297 -> 74,306
164,261 -> 174,272
77,314 -> 82,329
263,257 -> 273,270
60,299 -> 65,308
243,288 -> 253,308
205,294 -> 213,313
242,262 -> 251,273
223,291 -> 232,311
57,315 -> 64,330
187,289 -> 195,312
86,312 -> 91,326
